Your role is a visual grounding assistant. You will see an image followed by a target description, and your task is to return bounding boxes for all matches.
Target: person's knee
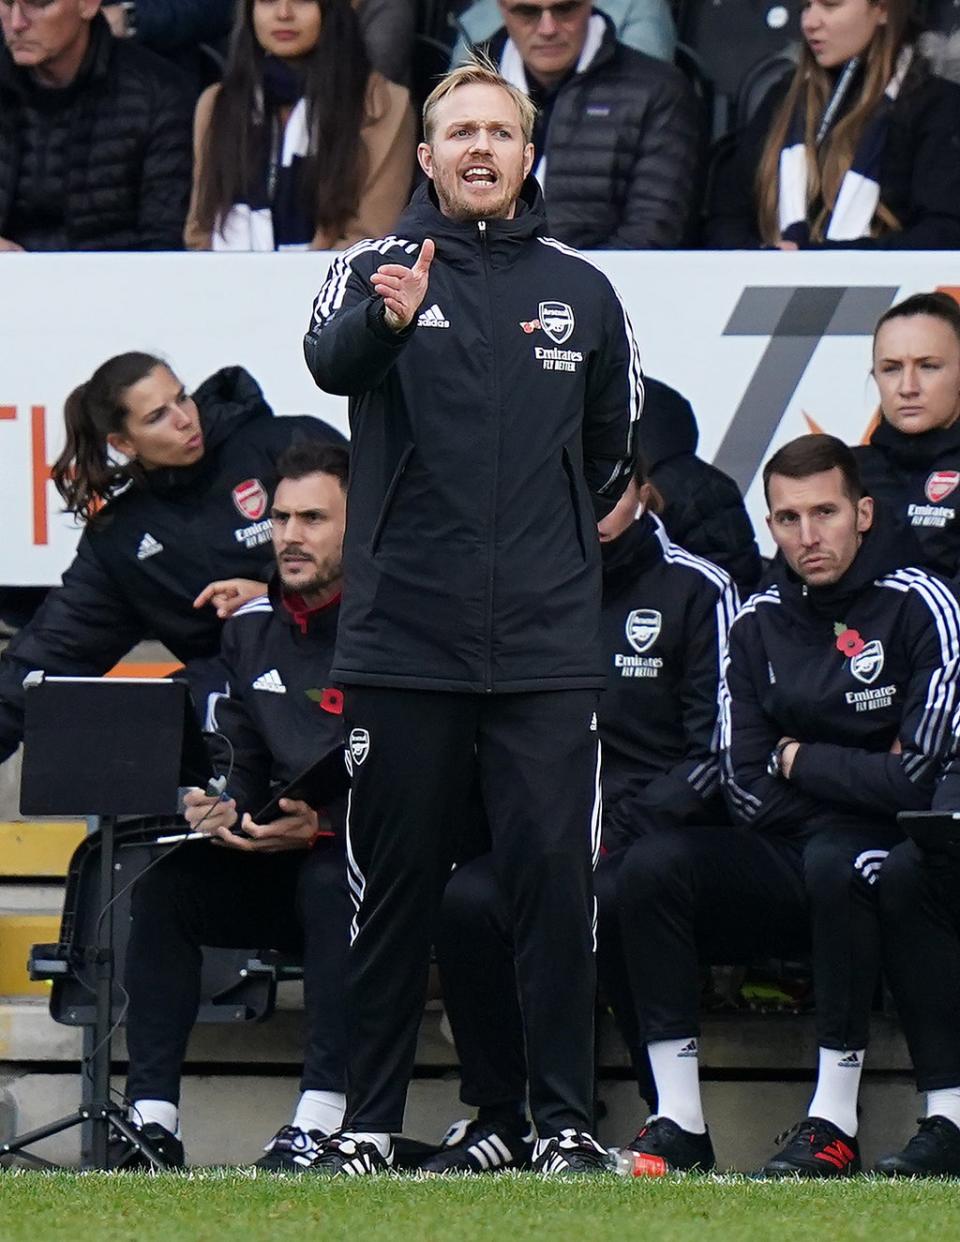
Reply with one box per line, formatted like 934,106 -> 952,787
439,857 -> 503,941
803,834 -> 881,904
615,831 -> 694,913
876,840 -> 926,918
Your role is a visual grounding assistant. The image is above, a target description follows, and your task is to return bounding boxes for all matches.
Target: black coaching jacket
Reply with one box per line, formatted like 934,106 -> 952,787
304,179 -> 640,692
599,513 -> 739,851
722,517 -> 960,838
211,580 -> 346,830
0,368 -> 343,762
854,418 -> 960,581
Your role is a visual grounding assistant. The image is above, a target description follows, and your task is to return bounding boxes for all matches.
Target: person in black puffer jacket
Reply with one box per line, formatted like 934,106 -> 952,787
481,8 -> 699,249
705,0 -> 960,250
855,291 -> 960,581
0,351 -> 343,763
0,7 -> 193,251
636,377 -> 763,595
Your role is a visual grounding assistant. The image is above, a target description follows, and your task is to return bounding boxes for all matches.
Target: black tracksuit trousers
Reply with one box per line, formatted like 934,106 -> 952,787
878,840 -> 960,1091
437,820 -> 898,1115
341,687 -> 600,1136
124,839 -> 351,1105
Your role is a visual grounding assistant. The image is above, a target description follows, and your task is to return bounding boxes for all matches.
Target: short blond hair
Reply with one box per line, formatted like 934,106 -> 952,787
421,50 -> 537,145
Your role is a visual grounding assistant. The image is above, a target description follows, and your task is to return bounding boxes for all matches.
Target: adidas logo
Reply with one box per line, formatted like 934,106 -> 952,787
838,1052 -> 860,1068
252,668 -> 286,694
137,533 -> 163,560
417,303 -> 450,328
678,1039 -> 698,1058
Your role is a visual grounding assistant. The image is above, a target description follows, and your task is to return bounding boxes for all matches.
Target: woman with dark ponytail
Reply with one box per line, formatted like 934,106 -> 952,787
184,0 -> 415,251
0,354 -> 343,762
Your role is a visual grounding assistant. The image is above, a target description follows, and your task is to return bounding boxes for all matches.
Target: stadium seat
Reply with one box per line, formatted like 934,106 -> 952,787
677,0 -> 800,112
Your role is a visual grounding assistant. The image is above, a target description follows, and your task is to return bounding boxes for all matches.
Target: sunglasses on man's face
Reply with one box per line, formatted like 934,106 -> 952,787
502,0 -> 587,22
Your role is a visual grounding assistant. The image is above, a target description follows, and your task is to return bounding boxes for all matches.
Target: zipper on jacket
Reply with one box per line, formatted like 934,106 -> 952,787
478,218 -> 499,693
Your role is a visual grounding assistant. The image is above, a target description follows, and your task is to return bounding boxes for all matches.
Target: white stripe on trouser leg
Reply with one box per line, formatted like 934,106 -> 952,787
344,790 -> 366,943
590,738 -> 603,869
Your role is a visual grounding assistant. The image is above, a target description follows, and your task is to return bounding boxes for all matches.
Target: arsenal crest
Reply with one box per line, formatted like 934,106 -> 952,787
625,608 -> 662,655
349,728 -> 370,766
925,471 -> 960,504
232,478 -> 267,521
850,640 -> 885,686
538,301 -> 575,345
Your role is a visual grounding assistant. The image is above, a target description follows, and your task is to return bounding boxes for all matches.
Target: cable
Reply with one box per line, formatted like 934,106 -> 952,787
75,732 -> 237,1101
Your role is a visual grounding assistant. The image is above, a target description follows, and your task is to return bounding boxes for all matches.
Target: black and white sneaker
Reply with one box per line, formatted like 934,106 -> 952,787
532,1129 -> 611,1176
108,1120 -> 184,1171
622,1116 -> 716,1175
760,1117 -> 860,1178
306,1132 -> 395,1176
256,1125 -> 327,1172
419,1118 -> 534,1174
875,1116 -> 960,1177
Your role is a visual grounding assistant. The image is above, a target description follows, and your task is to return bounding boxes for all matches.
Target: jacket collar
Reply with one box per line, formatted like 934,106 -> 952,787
488,9 -> 617,87
270,575 -> 342,635
601,511 -> 662,598
395,177 -> 548,266
869,416 -> 960,469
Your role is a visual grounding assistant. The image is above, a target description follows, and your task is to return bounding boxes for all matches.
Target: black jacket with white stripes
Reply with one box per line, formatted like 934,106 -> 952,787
303,178 -> 640,692
721,518 -> 960,838
599,513 -> 739,851
211,579 -> 345,832
0,368 -> 343,762
854,417 -> 960,581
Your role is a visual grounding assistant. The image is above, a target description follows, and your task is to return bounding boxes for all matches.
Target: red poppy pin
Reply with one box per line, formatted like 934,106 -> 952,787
834,622 -> 866,659
306,687 -> 344,715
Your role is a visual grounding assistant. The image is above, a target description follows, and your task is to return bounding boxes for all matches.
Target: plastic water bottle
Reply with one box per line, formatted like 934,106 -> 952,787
606,1147 -> 669,1177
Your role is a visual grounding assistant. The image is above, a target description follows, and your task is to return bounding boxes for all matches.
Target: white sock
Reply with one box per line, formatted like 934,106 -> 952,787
807,1047 -> 864,1136
131,1098 -> 179,1137
292,1090 -> 346,1136
647,1037 -> 706,1135
341,1130 -> 391,1157
927,1087 -> 960,1129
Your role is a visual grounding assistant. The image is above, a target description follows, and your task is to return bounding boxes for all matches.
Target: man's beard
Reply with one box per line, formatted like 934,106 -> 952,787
279,556 -> 342,597
432,166 -> 523,221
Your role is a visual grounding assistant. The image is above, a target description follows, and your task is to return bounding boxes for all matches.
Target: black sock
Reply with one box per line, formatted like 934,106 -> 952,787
476,1102 -> 528,1134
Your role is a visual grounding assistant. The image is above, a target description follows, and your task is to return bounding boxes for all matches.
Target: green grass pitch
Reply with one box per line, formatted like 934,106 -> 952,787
3,1171 -> 960,1242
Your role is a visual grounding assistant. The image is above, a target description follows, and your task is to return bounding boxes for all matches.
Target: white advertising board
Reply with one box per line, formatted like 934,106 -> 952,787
1,250 -> 959,583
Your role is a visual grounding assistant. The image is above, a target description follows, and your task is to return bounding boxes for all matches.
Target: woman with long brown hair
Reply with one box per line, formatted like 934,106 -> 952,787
0,352 -> 342,762
706,0 -> 960,248
185,0 -> 415,251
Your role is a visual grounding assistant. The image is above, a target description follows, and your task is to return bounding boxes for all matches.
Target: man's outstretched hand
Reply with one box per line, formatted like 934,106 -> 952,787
372,238 -> 435,331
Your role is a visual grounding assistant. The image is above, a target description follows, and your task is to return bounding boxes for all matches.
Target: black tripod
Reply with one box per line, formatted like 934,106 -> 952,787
1,815 -> 166,1170
0,674 -> 209,1171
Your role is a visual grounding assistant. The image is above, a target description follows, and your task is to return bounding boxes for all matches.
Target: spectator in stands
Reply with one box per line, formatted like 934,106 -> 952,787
0,1 -> 194,252
637,378 -> 762,594
458,0 -> 698,248
855,291 -> 960,580
421,464 -> 739,1173
100,0 -> 235,94
114,442 -> 352,1170
450,0 -> 677,65
185,0 -> 415,251
705,0 -> 960,249
0,351 -> 343,765
873,757 -> 960,1175
354,0 -> 413,84
607,435 -> 960,1176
